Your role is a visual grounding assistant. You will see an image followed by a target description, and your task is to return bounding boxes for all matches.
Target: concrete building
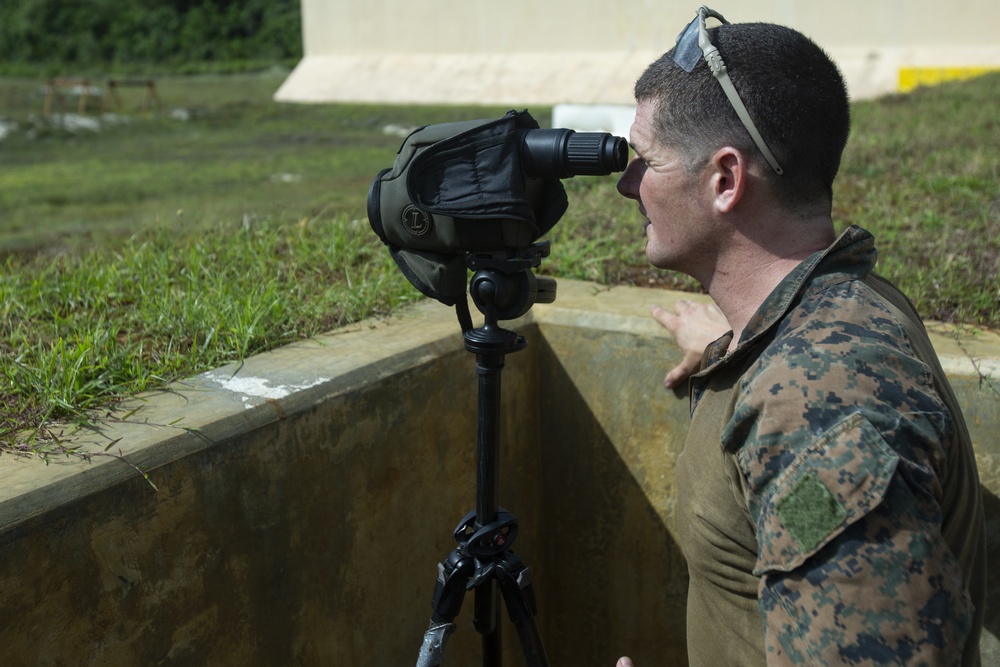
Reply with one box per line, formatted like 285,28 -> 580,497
275,0 -> 1000,130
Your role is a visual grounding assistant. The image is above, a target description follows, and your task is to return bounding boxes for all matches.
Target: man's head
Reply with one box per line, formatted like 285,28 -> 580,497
633,15 -> 850,213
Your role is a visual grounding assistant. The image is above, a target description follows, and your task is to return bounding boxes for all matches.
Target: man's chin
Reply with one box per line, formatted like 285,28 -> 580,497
644,245 -> 663,267
645,250 -> 675,272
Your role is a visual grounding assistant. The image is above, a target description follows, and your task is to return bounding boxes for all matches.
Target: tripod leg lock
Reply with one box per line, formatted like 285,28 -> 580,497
431,549 -> 474,621
496,553 -> 539,618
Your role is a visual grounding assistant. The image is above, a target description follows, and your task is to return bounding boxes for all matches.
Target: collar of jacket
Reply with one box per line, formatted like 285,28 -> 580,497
695,224 -> 878,376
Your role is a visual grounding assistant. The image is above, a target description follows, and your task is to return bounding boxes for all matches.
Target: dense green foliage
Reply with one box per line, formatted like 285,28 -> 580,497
0,0 -> 302,75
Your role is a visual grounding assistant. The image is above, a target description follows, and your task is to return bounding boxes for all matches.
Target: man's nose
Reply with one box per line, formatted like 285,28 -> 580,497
617,157 -> 642,199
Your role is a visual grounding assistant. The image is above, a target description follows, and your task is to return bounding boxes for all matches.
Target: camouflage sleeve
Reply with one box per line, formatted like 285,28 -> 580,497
727,287 -> 976,664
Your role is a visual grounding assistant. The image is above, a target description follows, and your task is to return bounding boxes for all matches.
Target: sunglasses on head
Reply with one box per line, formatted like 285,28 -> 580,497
673,6 -> 784,175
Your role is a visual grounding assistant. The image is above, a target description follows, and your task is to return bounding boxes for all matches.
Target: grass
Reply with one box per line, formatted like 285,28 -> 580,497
833,77 -> 1000,325
0,71 -> 514,254
0,217 -> 415,451
1,69 -> 998,454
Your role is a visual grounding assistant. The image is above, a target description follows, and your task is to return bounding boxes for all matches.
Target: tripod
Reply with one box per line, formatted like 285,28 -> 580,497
415,244 -> 555,667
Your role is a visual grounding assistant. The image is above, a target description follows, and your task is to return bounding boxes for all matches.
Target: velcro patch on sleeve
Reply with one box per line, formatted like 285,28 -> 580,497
776,473 -> 847,553
750,412 -> 900,575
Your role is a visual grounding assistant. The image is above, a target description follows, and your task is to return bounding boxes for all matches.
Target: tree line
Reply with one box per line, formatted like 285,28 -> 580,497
0,0 -> 302,75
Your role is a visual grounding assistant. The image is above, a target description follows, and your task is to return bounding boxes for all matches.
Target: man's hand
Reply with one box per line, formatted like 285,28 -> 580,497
616,658 -> 634,667
651,298 -> 730,388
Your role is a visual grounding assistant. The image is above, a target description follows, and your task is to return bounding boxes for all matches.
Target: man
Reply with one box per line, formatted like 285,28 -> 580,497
614,7 -> 986,666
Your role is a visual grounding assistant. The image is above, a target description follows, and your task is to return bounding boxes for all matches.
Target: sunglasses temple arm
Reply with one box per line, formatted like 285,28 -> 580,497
700,41 -> 785,176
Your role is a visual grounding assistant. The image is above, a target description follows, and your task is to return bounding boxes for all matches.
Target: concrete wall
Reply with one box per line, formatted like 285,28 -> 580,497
275,0 -> 1000,107
1,281 -> 998,665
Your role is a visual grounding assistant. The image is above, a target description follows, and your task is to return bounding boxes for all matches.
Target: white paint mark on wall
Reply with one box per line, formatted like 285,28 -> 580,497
205,372 -> 330,409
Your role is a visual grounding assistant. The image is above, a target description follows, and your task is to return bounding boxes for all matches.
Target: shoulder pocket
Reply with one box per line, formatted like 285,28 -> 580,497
746,412 -> 899,575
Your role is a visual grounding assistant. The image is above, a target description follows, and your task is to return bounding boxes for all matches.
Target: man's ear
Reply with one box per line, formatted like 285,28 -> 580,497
707,146 -> 747,213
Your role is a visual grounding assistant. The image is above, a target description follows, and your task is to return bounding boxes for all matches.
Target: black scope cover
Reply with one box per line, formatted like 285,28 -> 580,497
366,109 -> 627,306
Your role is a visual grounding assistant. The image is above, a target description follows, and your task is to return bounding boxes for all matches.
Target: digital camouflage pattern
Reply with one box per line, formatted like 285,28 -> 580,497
678,226 -> 986,666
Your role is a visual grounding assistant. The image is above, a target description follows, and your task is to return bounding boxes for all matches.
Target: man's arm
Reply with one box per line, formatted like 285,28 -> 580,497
755,466 -> 973,664
732,301 -> 975,664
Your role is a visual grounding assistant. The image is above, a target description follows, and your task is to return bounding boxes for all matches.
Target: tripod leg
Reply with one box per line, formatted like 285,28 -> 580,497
497,555 -> 550,667
417,620 -> 456,667
415,551 -> 473,667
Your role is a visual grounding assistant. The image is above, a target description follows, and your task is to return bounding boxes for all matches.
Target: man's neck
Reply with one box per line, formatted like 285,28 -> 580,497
706,219 -> 835,352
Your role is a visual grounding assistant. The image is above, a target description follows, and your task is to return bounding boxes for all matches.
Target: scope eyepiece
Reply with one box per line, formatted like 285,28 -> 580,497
519,129 -> 629,179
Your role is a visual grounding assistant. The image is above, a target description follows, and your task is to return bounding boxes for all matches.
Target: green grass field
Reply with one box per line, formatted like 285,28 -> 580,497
1,70 -> 998,452
0,71 -> 515,254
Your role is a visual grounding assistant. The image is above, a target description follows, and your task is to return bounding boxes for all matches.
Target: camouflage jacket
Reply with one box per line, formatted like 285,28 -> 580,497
677,226 -> 986,666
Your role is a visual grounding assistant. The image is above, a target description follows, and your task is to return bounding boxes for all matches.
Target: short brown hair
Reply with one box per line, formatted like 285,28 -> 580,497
634,22 -> 850,212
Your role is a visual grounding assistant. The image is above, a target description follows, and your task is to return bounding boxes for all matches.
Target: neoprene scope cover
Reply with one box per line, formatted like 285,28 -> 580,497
368,110 -> 568,306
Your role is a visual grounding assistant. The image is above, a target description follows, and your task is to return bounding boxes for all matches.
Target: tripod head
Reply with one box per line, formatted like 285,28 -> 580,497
468,242 -> 556,321
463,242 -> 555,355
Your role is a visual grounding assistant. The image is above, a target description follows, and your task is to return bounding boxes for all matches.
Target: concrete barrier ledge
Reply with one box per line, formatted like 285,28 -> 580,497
0,278 -> 997,665
0,298 -> 469,524
2,276 -> 998,541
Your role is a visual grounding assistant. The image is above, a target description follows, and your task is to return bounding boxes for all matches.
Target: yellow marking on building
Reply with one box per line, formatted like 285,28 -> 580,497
899,67 -> 999,93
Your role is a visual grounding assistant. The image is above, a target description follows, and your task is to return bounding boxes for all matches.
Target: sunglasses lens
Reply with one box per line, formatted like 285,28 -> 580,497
672,16 -> 702,72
